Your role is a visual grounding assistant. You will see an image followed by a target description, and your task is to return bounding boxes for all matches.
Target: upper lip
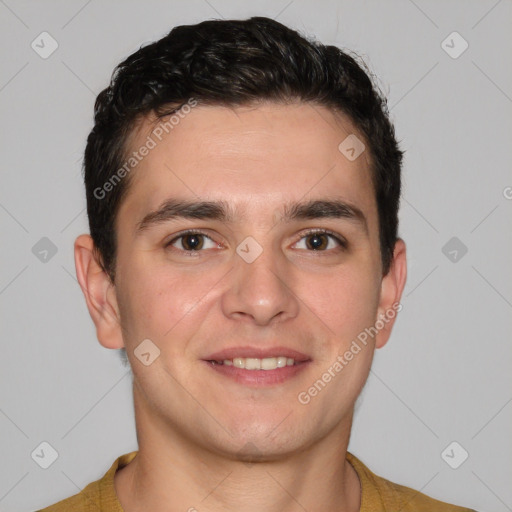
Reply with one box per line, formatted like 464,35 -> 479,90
204,346 -> 311,362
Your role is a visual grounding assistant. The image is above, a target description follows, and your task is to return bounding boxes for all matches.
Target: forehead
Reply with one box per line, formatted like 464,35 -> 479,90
118,102 -> 376,227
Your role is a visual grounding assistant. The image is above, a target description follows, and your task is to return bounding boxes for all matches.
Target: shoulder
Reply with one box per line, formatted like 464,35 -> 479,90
346,451 -> 478,512
370,475 -> 477,512
37,451 -> 138,512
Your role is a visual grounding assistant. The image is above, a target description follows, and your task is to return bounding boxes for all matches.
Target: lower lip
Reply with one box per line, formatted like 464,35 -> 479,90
203,360 -> 311,387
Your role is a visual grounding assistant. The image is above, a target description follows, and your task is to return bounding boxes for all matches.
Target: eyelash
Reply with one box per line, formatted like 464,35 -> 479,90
164,228 -> 347,255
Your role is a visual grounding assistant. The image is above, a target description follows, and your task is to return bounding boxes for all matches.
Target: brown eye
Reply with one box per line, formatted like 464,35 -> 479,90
166,231 -> 219,252
294,230 -> 346,251
180,233 -> 204,251
305,233 -> 329,250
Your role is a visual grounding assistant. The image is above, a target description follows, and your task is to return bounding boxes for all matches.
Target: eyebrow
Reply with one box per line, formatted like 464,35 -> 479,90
136,198 -> 368,234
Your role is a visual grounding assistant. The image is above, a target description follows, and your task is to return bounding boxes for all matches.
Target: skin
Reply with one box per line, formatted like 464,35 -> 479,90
75,101 -> 407,512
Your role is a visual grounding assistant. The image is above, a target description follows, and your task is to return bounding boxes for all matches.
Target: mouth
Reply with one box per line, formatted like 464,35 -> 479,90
202,347 -> 312,387
208,356 -> 299,370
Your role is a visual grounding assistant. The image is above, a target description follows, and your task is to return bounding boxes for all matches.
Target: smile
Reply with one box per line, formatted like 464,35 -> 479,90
204,359 -> 311,387
211,356 -> 296,370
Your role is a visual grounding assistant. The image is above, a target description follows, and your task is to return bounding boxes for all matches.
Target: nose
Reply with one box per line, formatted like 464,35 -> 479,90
220,238 -> 300,326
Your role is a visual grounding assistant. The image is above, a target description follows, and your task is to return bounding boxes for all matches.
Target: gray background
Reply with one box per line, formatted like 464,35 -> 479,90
1,1 -> 511,511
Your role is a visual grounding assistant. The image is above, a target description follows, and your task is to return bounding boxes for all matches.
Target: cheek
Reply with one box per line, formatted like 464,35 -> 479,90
304,265 -> 380,338
116,257 -> 221,343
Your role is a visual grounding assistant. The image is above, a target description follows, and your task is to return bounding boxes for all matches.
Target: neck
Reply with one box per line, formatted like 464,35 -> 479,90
114,382 -> 361,512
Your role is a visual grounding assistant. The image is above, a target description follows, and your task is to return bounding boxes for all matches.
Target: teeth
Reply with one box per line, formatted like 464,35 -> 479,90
245,358 -> 260,370
222,356 -> 296,370
277,357 -> 288,368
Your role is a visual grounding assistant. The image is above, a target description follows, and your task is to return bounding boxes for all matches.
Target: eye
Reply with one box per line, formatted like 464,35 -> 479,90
165,230 -> 220,253
165,228 -> 346,255
293,229 -> 346,251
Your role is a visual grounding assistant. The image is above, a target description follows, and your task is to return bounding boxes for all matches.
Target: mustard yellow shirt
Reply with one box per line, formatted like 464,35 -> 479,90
38,451 -> 477,511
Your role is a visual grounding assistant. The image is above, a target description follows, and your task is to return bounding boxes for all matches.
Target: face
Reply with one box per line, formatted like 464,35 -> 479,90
80,102 -> 405,460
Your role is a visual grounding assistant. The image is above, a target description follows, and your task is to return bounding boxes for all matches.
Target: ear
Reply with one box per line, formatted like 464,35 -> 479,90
375,238 -> 407,349
74,234 -> 125,350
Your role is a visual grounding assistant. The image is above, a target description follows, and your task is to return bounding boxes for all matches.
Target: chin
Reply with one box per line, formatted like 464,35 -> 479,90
221,419 -> 305,456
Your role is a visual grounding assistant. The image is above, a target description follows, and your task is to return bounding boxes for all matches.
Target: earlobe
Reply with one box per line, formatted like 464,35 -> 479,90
74,234 -> 125,350
375,238 -> 407,349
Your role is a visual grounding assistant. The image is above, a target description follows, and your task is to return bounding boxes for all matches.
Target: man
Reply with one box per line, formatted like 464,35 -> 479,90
39,16 -> 477,512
